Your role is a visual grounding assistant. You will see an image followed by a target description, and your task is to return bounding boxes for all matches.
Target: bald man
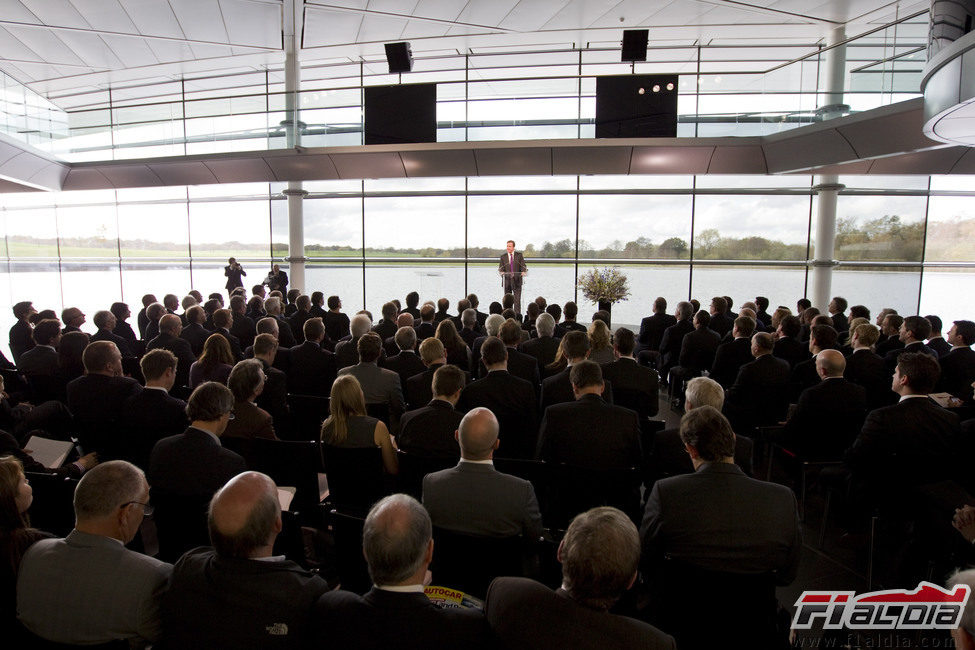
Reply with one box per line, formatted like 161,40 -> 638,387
160,472 -> 332,649
779,349 -> 867,460
146,313 -> 197,391
422,407 -> 542,539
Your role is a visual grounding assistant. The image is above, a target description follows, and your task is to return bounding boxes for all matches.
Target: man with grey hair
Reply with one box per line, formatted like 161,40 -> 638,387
458,306 -> 479,347
486,507 -> 675,649
315,494 -> 491,647
471,313 -> 505,374
160,472 -> 332,648
657,301 -> 695,378
17,461 -> 172,647
423,407 -> 543,539
383,313 -> 415,358
91,309 -> 132,356
520,311 -> 559,369
147,313 -> 197,390
650,376 -> 754,485
336,312 -> 374,370
263,297 -> 296,348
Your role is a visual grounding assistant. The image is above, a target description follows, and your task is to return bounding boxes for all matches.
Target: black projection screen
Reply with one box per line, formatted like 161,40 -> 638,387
595,75 -> 679,138
363,83 -> 437,145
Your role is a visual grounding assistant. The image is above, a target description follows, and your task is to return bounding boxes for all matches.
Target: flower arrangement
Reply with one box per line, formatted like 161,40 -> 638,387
577,267 -> 631,304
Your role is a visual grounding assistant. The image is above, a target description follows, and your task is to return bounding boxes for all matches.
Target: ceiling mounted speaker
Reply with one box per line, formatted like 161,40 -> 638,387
384,42 -> 413,74
621,29 -> 649,62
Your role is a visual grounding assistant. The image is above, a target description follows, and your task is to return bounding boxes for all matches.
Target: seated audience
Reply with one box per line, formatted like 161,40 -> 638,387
884,315 -> 937,371
212,308 -> 244,361
189,333 -> 235,389
321,375 -> 397,475
385,326 -> 426,389
436,318 -> 471,372
587,319 -> 615,365
111,302 -> 138,347
398,364 -> 465,458
772,314 -> 810,368
324,295 -> 351,341
520,312 -> 559,369
17,318 -> 61,377
486,506 -> 675,650
91,309 -> 132,357
120,349 -> 189,469
844,322 -> 891,409
251,333 -> 289,430
180,305 -> 211,357
8,301 -> 36,364
938,320 -> 975,401
657,301 -> 694,378
337,333 -> 405,432
601,327 -> 659,419
723,332 -> 791,432
669,309 -> 719,388
160,471 -> 331,648
541,331 -> 613,410
147,313 -> 197,390
637,296 -> 677,355
223,360 -> 276,440
314,494 -> 491,648
337,313 -> 373,370
709,315 -> 756,388
925,314 -> 951,358
17,461 -> 172,647
288,317 -> 337,397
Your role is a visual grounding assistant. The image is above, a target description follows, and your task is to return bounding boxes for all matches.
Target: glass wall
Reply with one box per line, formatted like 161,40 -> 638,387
1,174 -> 974,358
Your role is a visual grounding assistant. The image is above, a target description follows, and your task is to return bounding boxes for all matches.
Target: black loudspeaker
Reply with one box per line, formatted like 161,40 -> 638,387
595,74 -> 678,138
363,83 -> 436,145
621,29 -> 649,62
384,42 -> 413,74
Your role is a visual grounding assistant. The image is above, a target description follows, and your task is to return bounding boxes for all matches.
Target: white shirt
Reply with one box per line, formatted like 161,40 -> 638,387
375,584 -> 425,593
460,459 -> 493,466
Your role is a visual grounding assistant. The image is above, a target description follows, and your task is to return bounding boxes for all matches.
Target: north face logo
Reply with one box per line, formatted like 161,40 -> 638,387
266,623 -> 288,636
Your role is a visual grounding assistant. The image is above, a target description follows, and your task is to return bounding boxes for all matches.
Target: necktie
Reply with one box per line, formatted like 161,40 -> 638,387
509,254 -> 513,273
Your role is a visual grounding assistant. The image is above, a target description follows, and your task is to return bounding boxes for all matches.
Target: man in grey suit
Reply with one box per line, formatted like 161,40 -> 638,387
423,407 -> 543,539
18,461 -> 172,647
338,332 -> 405,432
498,239 -> 527,315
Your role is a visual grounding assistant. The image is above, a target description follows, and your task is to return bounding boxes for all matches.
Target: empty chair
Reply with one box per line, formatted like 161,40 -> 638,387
249,438 -> 323,521
286,394 -> 330,441
546,464 -> 642,530
150,490 -> 211,563
321,444 -> 387,514
431,526 -> 537,599
327,508 -> 371,595
23,472 -> 77,538
395,449 -> 456,499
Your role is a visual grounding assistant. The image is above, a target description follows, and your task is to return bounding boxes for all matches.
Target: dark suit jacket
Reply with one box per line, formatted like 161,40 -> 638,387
315,587 -> 492,649
384,351 -> 427,391
884,340 -> 937,372
519,335 -> 559,370
372,320 -> 397,342
413,322 -> 436,341
928,336 -> 952,358
180,322 -> 211,357
397,399 -> 462,458
651,428 -> 754,484
831,312 -> 849,333
600,357 -> 659,418
213,327 -> 244,362
875,335 -> 904,358
659,320 -> 694,375
638,313 -> 677,352
9,319 -> 34,364
677,327 -> 720,373
708,313 -> 734,339
16,345 -> 58,376
273,316 -> 296,348
223,399 -> 276,441
334,336 -> 360,370
229,314 -> 256,350
148,428 -> 247,498
287,310 -> 312,344
404,364 -> 473,410
780,377 -> 866,460
91,329 -> 132,357
709,337 -> 753,388
937,347 -> 975,400
789,356 -> 821,402
539,367 -> 613,413
479,347 -> 540,393
537,394 -> 640,470
288,340 -> 336,397
67,374 -> 143,458
845,349 -> 893,409
554,320 -> 586,339
147,333 -> 197,390
485,577 -> 675,650
773,336 -> 810,368
324,311 -> 351,342
120,388 -> 189,469
641,462 -> 801,585
255,360 -> 289,430
458,371 -> 537,459
724,354 -> 791,430
499,251 -> 527,292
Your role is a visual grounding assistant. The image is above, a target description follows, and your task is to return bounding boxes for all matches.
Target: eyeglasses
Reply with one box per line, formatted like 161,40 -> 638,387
123,501 -> 154,516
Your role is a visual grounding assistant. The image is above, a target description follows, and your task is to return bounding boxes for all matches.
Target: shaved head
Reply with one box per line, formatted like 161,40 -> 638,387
457,407 -> 499,461
208,471 -> 281,559
816,349 -> 846,378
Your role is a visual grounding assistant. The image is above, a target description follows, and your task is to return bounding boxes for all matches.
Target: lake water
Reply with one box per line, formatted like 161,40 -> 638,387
0,261 -> 971,358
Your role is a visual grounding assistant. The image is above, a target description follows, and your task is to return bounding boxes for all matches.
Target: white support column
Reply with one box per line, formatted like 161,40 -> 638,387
282,0 -> 306,291
810,26 -> 848,311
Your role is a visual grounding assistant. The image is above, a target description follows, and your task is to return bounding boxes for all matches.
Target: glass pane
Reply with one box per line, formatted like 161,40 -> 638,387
59,261 -> 122,332
576,262 -> 691,327
307,261 -> 365,313
467,260 -> 577,317
691,264 -> 808,313
832,195 -> 927,262
121,261 -> 192,309
304,197 -> 362,260
118,203 -> 190,258
188,200 -> 270,258
56,205 -> 119,258
924,196 -> 975,262
364,196 -> 464,255
467,195 -> 577,267
832,266 -> 921,317
693,195 -> 811,261
6,260 -> 62,314
920,267 -> 975,328
365,262 -> 465,319
578,195 -> 692,260
5,208 -> 58,257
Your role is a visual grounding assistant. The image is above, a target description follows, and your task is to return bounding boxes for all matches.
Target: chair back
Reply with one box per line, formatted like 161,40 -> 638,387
365,403 -> 391,428
249,438 -> 322,518
546,463 -> 642,530
150,489 -> 211,563
612,386 -> 656,422
431,527 -> 533,599
271,510 -> 307,567
328,508 -> 371,594
321,444 -> 386,514
24,472 -> 78,537
286,394 -> 330,441
395,449 -> 457,499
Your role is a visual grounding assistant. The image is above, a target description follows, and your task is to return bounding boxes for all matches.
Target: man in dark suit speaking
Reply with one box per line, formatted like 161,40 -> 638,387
498,239 -> 527,316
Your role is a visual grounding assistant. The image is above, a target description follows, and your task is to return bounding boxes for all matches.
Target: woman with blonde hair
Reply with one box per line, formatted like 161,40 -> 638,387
321,375 -> 397,474
435,319 -> 471,371
588,319 -> 615,364
188,333 -> 235,388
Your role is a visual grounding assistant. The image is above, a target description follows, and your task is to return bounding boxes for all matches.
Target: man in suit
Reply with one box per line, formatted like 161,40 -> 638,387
601,327 -> 658,420
520,312 -> 559,369
725,332 -> 791,430
337,313 -> 373,370
413,303 -> 437,341
252,333 -> 289,431
406,338 -> 447,409
384,326 -> 427,389
324,295 -> 351,341
486,507 -> 675,650
120,349 -> 188,469
458,337 -> 538,459
467,293 -> 488,332
491,318 -> 540,394
399,364 -> 465,458
458,306 -> 479,348
372,302 -> 399,342
637,296 -> 677,356
540,330 -> 614,411
245,317 -> 291,374
9,300 -> 35,364
789,324 -> 838,401
17,461 -> 172,647
778,349 -> 866,460
422,406 -> 543,538
17,318 -> 61,377
773,315 -> 810,368
180,305 -> 211,357
657,301 -> 694,379
263,297 -> 296,348
875,313 -> 905,357
555,301 -> 587,339
708,296 -> 734,339
709,316 -> 756,388
925,314 -> 952,358
845,323 -> 893,409
212,308 -> 244,362
148,381 -> 248,501
536,361 -> 640,470
499,239 -> 528,315
383,313 -> 414,358
669,309 -> 720,389
91,309 -> 132,357
66,341 -> 143,459
338,332 -> 405,432
287,294 -> 314,345
61,306 -> 86,334
828,296 -> 849,333
147,314 -> 197,391
224,257 -> 246,297
288,317 -> 336,397
471,314 -> 504,376
265,263 -> 288,296
143,302 -> 167,342
228,294 -> 256,351
938,320 -> 975,401
641,406 -> 801,583
651,377 -> 754,485
160,472 -> 332,649
314,494 -> 492,648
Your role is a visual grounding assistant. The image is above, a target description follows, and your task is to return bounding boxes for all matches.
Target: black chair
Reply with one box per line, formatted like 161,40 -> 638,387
24,472 -> 78,537
321,444 -> 386,514
612,385 -> 660,424
395,449 -> 457,499
431,526 -> 538,599
272,509 -> 308,567
20,631 -> 128,650
25,373 -> 66,406
646,557 -> 783,650
546,463 -> 642,530
286,394 -> 330,441
327,507 -> 371,594
150,489 -> 211,563
250,438 -> 323,523
365,403 -> 391,428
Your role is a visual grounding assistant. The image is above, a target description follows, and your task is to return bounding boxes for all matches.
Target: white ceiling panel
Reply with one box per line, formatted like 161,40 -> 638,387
117,0 -> 186,39
18,0 -> 91,28
98,33 -> 160,67
499,0 -> 570,32
168,0 -> 230,44
64,0 -> 140,33
188,43 -> 237,60
0,0 -> 44,23
302,7 -> 363,49
413,0 -> 468,23
220,0 -> 281,48
456,0 -> 521,28
54,31 -> 126,69
399,20 -> 451,40
646,2 -> 719,26
355,14 -> 411,42
588,0 -> 664,28
1,25 -> 85,65
146,39 -> 197,63
542,0 -> 634,31
0,28 -> 45,64
366,0 -> 420,14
